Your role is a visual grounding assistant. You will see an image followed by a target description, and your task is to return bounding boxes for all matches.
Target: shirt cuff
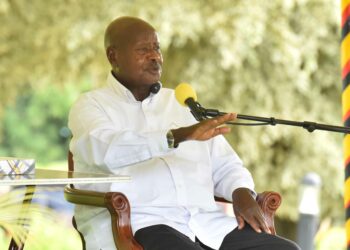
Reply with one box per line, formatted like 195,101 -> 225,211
223,181 -> 256,202
146,130 -> 173,156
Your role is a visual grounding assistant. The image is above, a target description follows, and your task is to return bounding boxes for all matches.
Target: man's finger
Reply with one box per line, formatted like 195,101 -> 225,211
203,113 -> 236,130
247,218 -> 262,233
236,216 -> 245,230
215,113 -> 236,125
214,126 -> 231,136
256,215 -> 271,234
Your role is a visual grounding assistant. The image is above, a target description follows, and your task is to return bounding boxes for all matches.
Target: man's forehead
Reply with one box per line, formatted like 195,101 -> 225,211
115,30 -> 159,49
105,17 -> 156,49
132,31 -> 160,45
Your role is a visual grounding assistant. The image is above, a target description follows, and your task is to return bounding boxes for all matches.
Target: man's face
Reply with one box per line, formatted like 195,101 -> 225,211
115,29 -> 163,88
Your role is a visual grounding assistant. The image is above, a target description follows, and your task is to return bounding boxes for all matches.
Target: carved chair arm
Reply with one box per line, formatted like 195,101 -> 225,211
255,191 -> 281,235
65,185 -> 281,250
64,185 -> 143,250
214,191 -> 282,235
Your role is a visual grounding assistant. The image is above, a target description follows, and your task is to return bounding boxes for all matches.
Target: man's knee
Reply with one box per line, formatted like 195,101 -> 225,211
135,224 -> 203,250
267,235 -> 300,250
281,239 -> 301,250
219,226 -> 300,250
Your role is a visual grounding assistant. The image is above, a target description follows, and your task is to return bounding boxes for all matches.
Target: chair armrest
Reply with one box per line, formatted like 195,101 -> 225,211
214,191 -> 282,235
256,191 -> 281,235
64,185 -> 106,207
64,185 -> 281,249
64,185 -> 143,250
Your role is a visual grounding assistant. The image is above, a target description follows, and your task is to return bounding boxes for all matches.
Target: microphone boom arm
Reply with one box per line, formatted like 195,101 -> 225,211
203,107 -> 350,134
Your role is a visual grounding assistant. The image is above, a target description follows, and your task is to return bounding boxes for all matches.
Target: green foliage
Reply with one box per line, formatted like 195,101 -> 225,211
0,0 -> 344,226
316,226 -> 346,250
0,187 -> 53,246
0,83 -> 85,163
0,213 -> 82,250
0,186 -> 81,249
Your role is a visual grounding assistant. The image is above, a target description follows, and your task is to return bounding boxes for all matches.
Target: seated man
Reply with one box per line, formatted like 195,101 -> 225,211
68,16 -> 300,250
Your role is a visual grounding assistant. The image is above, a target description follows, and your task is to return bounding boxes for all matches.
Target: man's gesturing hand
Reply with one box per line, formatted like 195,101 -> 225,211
171,113 -> 236,145
232,188 -> 271,234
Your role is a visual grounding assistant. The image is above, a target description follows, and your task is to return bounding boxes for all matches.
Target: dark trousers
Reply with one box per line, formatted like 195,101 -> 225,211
135,224 -> 300,250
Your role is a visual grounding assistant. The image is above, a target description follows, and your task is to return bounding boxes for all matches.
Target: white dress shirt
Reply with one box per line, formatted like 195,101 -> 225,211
68,73 -> 255,250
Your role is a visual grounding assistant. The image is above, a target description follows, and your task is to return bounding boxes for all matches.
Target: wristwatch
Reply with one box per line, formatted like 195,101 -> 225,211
166,130 -> 178,148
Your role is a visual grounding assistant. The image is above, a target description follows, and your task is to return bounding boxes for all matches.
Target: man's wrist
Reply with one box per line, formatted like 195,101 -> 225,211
170,127 -> 189,147
232,188 -> 255,201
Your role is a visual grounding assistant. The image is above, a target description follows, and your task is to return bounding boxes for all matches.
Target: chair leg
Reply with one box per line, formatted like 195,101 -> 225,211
72,217 -> 86,250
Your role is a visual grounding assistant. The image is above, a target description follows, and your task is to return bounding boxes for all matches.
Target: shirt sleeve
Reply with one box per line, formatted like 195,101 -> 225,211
68,94 -> 171,172
209,135 -> 256,201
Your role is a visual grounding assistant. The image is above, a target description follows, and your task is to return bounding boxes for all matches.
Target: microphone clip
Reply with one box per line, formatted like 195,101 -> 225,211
189,100 -> 206,121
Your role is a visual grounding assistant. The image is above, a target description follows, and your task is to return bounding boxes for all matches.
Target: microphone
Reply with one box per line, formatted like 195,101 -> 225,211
174,83 -> 350,134
175,83 -> 205,121
150,82 -> 161,94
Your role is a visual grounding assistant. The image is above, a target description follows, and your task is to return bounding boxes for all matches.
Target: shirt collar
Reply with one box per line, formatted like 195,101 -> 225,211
107,72 -> 162,103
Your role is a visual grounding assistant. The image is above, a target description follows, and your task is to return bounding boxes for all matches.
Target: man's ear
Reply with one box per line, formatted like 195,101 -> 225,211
106,47 -> 118,66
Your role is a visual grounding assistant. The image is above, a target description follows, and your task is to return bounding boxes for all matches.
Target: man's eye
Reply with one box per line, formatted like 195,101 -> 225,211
136,48 -> 148,54
136,46 -> 161,54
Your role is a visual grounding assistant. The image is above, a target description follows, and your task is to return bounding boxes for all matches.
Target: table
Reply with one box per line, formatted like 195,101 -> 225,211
1,168 -> 130,250
0,168 -> 130,186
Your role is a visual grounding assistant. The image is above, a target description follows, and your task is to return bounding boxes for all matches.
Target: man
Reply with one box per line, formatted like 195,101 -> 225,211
68,16 -> 300,250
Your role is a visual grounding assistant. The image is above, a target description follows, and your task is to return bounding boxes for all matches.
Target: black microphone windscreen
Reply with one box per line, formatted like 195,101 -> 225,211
150,82 -> 161,94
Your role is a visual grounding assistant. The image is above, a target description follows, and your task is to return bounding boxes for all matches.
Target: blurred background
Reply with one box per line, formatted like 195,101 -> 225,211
0,0 -> 345,249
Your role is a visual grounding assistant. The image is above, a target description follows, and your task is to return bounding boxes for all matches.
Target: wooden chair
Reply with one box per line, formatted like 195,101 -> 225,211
64,151 -> 282,250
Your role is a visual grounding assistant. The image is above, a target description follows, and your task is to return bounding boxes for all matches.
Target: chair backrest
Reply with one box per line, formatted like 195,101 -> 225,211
67,150 -> 87,250
66,151 -> 140,250
68,151 -> 74,171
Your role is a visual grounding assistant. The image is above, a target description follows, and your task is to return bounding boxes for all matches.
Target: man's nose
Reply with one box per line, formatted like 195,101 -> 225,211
147,49 -> 162,61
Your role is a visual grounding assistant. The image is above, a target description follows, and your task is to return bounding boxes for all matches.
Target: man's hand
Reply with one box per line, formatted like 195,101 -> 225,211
171,113 -> 236,145
232,188 -> 271,234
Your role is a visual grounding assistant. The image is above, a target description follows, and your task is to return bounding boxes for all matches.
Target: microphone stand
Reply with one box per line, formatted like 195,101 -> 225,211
193,102 -> 350,134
